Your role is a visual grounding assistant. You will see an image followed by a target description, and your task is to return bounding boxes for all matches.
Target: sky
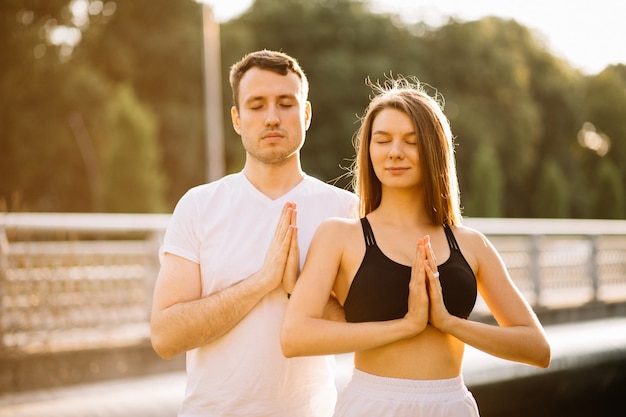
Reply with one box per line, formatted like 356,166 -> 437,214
202,0 -> 626,75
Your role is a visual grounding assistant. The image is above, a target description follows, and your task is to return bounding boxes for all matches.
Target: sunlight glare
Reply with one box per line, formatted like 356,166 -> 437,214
578,122 -> 610,157
195,0 -> 253,22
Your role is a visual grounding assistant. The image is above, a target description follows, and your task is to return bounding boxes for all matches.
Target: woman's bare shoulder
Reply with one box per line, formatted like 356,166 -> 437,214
316,217 -> 362,240
320,216 -> 361,227
452,223 -> 484,237
450,224 -> 494,250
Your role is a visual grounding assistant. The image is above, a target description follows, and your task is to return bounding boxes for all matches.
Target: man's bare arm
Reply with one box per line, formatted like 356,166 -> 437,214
150,204 -> 297,359
150,254 -> 282,359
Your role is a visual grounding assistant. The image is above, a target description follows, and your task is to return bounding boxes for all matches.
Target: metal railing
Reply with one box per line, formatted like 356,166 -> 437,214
0,213 -> 169,354
1,213 -> 626,353
464,218 -> 626,314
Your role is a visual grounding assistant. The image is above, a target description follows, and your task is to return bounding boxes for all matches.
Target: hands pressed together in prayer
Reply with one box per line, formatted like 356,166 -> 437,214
404,236 -> 451,337
261,202 -> 300,295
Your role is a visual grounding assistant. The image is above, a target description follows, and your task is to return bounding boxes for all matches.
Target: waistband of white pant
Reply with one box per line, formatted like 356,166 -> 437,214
350,368 -> 466,396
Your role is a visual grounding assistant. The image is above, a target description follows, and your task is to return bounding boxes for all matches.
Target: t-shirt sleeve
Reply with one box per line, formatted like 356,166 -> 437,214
159,190 -> 201,264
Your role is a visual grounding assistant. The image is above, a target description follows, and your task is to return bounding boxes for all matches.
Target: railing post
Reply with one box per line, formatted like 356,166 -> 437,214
529,235 -> 543,308
144,230 -> 162,321
0,227 -> 8,352
588,235 -> 600,303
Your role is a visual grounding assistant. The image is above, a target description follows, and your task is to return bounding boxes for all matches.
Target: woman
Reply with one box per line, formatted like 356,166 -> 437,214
280,76 -> 551,417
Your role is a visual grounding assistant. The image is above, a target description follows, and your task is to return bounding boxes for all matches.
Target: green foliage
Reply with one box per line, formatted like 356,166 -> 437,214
1,0 -> 625,218
100,84 -> 166,213
532,159 -> 570,218
464,144 -> 503,217
423,18 -> 563,217
0,0 -> 199,212
0,2 -> 110,211
592,160 -> 625,219
72,0 -> 206,207
584,65 -> 626,184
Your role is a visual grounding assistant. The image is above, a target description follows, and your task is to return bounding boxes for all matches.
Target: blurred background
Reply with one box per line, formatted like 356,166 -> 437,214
1,0 -> 625,218
1,1 -> 626,416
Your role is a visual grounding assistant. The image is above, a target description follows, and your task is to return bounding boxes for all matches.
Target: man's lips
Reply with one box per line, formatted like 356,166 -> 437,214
262,132 -> 284,141
261,130 -> 285,139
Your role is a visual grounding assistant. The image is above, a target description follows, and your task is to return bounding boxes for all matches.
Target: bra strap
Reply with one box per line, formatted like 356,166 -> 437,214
360,217 -> 376,246
443,224 -> 460,251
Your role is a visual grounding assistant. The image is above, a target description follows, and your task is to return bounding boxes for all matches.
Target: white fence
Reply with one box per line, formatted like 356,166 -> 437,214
1,213 -> 626,353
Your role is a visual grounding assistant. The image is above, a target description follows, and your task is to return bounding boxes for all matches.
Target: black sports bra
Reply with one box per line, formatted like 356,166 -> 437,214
343,217 -> 477,323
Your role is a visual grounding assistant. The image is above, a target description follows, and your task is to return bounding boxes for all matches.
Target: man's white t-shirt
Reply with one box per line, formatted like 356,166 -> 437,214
161,172 -> 358,417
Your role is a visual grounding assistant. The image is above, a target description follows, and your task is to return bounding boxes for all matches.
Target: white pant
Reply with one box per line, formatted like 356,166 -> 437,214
334,369 -> 480,417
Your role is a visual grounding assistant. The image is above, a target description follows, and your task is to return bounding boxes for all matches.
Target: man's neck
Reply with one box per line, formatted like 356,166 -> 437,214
243,158 -> 305,200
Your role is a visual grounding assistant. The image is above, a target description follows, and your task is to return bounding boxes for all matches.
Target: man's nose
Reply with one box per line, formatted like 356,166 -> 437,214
265,104 -> 280,126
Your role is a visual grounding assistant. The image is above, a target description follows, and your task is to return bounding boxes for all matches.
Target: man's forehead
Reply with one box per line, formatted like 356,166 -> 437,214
239,68 -> 304,100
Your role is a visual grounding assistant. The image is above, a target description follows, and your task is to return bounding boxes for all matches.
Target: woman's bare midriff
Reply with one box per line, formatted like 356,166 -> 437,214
353,325 -> 465,380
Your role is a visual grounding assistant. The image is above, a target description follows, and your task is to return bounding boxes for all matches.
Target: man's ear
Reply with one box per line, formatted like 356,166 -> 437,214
231,106 -> 241,135
304,101 -> 312,131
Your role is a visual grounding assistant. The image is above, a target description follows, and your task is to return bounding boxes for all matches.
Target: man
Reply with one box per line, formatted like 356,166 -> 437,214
150,50 -> 358,417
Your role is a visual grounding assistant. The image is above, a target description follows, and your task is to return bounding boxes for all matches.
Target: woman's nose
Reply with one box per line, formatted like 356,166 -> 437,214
389,140 -> 404,158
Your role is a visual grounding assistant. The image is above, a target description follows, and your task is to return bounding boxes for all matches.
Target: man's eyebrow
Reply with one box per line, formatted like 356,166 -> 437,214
271,93 -> 299,101
242,95 -> 300,108
244,96 -> 265,103
245,93 -> 298,101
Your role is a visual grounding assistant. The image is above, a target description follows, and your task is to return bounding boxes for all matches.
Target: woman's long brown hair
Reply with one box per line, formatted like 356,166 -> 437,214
352,77 -> 462,226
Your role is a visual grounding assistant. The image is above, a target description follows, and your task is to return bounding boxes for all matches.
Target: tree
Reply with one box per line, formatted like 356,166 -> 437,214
0,0 -> 195,212
99,84 -> 166,213
583,65 -> 626,188
422,17 -> 579,218
0,1 -> 118,211
464,143 -> 503,217
73,0 -> 206,208
3,0 -> 625,217
532,159 -> 569,218
525,44 -> 585,218
592,160 -> 625,219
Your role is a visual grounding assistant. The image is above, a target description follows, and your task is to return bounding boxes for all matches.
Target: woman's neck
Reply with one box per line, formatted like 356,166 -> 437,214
371,188 -> 433,228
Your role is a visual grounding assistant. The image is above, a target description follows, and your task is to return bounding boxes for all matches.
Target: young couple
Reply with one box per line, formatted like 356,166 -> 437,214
150,49 -> 550,417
